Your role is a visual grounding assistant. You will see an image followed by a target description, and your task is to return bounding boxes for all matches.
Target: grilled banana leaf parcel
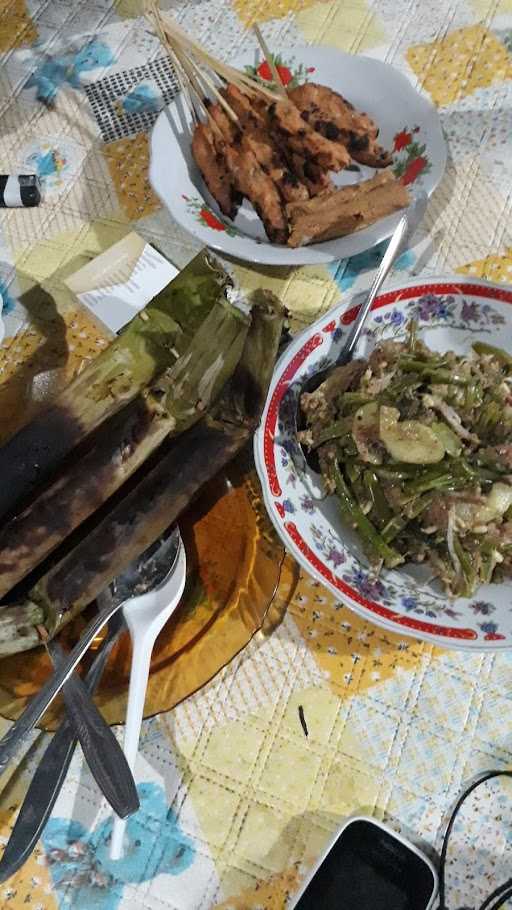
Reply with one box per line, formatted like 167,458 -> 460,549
0,264 -> 284,655
0,251 -> 232,520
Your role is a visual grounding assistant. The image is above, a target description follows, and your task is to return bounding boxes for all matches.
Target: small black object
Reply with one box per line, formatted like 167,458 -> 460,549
298,704 -> 309,737
0,175 -> 41,208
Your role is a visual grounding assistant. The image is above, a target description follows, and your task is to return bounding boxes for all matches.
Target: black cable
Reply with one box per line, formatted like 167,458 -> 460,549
480,876 -> 512,910
487,883 -> 512,910
438,770 -> 512,910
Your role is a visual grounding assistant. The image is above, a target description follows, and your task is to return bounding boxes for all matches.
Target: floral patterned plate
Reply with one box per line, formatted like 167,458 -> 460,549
254,276 -> 512,650
149,47 -> 446,266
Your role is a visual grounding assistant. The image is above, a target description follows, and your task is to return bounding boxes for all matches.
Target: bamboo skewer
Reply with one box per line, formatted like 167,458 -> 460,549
172,40 -> 240,125
145,3 -> 280,102
168,45 -> 233,142
144,2 -> 201,125
168,45 -> 210,124
166,44 -> 199,121
252,24 -> 287,99
146,1 -> 241,127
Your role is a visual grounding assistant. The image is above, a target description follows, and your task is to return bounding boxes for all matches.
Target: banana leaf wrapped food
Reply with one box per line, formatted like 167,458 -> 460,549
0,282 -> 249,599
0,252 -> 232,520
0,256 -> 285,656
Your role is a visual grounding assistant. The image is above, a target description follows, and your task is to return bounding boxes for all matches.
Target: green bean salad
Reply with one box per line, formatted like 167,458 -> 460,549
300,329 -> 512,597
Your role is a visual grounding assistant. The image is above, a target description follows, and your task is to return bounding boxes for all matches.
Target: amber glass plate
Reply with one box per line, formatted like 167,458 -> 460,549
0,452 -> 299,728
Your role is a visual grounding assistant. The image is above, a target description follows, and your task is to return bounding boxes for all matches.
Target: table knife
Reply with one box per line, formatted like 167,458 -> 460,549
46,638 -> 138,820
0,611 -> 126,881
0,528 -> 180,777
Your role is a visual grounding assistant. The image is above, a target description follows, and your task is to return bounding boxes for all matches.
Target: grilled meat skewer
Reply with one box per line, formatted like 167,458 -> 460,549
289,83 -> 392,169
222,85 -> 309,203
224,142 -> 288,244
287,171 -> 409,247
195,98 -> 289,243
286,151 -> 335,197
191,121 -> 241,218
269,99 -> 351,172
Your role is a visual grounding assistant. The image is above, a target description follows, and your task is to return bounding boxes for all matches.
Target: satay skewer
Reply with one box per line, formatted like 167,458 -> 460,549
171,39 -> 241,126
147,5 -> 281,102
252,24 -> 287,99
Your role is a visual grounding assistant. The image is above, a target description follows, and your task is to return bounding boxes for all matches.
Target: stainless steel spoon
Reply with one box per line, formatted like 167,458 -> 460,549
299,193 -> 428,401
293,193 -> 427,471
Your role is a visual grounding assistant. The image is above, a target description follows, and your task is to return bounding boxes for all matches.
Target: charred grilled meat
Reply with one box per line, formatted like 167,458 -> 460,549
191,121 -> 241,219
286,171 -> 409,247
223,85 -> 309,203
268,99 -> 351,172
224,142 -> 288,244
289,83 -> 392,168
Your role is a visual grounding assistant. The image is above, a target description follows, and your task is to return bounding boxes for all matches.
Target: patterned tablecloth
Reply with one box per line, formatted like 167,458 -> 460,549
1,0 -> 512,908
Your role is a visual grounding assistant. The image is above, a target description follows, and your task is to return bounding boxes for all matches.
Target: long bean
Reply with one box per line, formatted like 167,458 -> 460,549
403,472 -> 466,496
345,460 -> 367,508
472,341 -> 512,368
339,392 -> 373,409
332,464 -> 403,568
476,400 -> 502,436
381,494 -> 433,543
311,419 -> 352,448
400,360 -> 470,385
363,470 -> 393,528
453,536 -> 477,597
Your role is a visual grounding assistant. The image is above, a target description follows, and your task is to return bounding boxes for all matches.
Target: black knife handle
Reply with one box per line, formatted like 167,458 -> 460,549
49,641 -> 139,821
0,630 -> 127,881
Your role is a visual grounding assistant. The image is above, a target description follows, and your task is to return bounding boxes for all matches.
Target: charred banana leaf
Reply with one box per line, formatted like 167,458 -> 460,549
0,251 -> 230,520
1,291 -> 284,654
0,294 -> 249,598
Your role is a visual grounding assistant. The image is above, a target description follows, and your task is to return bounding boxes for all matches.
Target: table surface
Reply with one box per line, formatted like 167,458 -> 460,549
1,1 -> 512,908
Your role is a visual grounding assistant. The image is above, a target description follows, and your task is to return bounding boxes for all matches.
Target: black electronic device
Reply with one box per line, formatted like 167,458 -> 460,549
291,816 -> 438,910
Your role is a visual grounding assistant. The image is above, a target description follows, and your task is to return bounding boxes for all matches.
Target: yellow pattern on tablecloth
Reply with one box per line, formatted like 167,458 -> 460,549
471,0 -> 512,11
165,677 -> 382,902
232,261 -> 339,332
215,866 -> 300,909
103,134 -> 162,221
231,0 -> 318,27
0,0 -> 37,52
407,24 -> 512,106
0,288 -> 108,442
457,248 -> 512,284
0,791 -> 57,908
288,577 -> 434,697
296,0 -> 386,51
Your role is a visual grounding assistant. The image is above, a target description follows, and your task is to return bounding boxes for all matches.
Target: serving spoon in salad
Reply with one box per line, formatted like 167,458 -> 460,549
306,194 -> 427,393
294,193 -> 428,465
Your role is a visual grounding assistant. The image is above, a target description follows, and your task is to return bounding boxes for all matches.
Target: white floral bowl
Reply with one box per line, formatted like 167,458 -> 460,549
150,46 -> 446,266
254,276 -> 512,650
